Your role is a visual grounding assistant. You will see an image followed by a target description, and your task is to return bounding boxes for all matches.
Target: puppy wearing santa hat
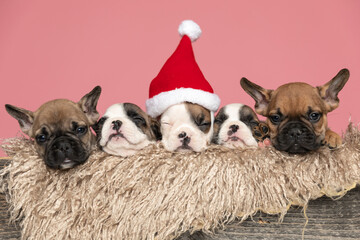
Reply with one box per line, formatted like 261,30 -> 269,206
146,20 -> 220,152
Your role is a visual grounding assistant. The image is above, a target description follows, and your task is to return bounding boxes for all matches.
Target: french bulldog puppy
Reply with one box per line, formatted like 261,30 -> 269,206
93,103 -> 161,157
5,86 -> 102,169
160,102 -> 213,152
213,103 -> 269,148
240,68 -> 350,153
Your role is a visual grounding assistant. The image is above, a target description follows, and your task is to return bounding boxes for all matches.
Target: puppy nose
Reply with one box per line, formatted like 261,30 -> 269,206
183,136 -> 190,145
112,120 -> 122,130
228,125 -> 239,135
289,128 -> 303,139
57,142 -> 71,153
230,124 -> 239,132
178,132 -> 187,139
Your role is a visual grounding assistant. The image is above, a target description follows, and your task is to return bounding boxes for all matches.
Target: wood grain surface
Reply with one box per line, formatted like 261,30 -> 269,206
0,158 -> 21,240
0,158 -> 359,240
178,187 -> 360,239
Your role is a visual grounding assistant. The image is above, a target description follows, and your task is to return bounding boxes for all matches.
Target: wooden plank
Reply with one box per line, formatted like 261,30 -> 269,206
0,193 -> 21,239
178,187 -> 360,240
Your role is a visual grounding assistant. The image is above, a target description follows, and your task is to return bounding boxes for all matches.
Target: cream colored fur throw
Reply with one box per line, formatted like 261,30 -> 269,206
1,123 -> 360,240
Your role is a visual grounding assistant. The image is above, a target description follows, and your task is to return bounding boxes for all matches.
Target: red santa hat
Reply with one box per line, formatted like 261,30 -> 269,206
146,20 -> 221,118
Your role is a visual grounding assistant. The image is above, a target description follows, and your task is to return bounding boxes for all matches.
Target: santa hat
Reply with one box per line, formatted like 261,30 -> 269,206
146,20 -> 221,118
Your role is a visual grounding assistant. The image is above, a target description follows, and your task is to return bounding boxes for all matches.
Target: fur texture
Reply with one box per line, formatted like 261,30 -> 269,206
1,123 -> 360,240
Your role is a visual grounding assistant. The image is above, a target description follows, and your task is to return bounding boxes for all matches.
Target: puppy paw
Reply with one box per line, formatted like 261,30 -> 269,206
323,129 -> 342,149
252,121 -> 270,143
258,138 -> 272,148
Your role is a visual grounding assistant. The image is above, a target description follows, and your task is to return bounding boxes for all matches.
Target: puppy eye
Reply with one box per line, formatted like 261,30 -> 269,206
214,114 -> 227,124
249,119 -> 260,128
195,117 -> 211,133
195,114 -> 210,126
198,122 -> 210,127
76,126 -> 87,135
197,122 -> 210,132
36,134 -> 47,144
127,111 -> 146,126
269,114 -> 282,124
133,116 -> 145,125
214,118 -> 223,124
195,117 -> 210,127
309,112 -> 321,122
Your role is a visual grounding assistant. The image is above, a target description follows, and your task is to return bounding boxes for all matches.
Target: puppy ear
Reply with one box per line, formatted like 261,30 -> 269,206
240,78 -> 273,116
317,68 -> 350,112
5,104 -> 34,136
78,86 -> 102,125
150,118 -> 162,141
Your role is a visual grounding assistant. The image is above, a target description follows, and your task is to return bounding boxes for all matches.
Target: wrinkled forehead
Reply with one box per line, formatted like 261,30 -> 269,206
33,100 -> 88,129
104,103 -> 147,119
104,103 -> 126,118
223,103 -> 258,121
269,83 -> 326,115
161,103 -> 189,121
223,104 -> 243,120
161,103 -> 211,121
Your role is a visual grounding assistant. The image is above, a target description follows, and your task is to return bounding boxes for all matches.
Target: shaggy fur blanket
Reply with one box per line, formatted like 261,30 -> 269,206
1,123 -> 360,240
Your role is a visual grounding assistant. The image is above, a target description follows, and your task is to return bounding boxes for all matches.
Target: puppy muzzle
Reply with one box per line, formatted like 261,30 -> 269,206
163,124 -> 207,152
45,136 -> 89,169
275,121 -> 321,153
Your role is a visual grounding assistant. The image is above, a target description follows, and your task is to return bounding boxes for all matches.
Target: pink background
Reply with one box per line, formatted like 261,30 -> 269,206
1,0 -> 359,156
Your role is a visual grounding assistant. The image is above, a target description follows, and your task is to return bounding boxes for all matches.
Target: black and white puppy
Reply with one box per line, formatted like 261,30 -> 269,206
160,102 -> 214,152
93,103 -> 161,156
213,103 -> 268,148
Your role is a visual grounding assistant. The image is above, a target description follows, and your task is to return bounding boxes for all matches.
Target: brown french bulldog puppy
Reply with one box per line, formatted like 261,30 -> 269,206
240,69 -> 349,153
5,86 -> 102,169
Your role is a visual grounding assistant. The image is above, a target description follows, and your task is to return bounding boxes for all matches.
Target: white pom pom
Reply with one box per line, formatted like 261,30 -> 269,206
178,20 -> 202,42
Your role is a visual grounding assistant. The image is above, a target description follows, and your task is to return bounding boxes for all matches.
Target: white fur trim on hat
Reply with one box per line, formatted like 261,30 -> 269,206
146,88 -> 221,118
178,20 -> 202,42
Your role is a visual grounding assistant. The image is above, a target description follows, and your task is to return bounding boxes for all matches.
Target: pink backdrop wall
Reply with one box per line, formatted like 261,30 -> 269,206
1,0 -> 359,156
